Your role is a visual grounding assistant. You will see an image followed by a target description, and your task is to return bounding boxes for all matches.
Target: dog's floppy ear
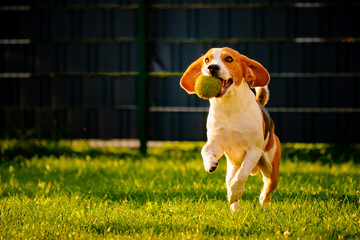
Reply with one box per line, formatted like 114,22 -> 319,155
180,56 -> 204,94
241,55 -> 270,88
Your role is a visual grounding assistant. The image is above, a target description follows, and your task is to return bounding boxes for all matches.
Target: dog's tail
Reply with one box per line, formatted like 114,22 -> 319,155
255,86 -> 269,106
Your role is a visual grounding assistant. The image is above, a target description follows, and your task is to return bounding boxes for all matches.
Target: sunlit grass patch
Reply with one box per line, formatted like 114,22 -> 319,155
0,141 -> 359,239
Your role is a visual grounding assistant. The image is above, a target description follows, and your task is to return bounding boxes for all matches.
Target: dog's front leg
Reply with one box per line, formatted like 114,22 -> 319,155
228,148 -> 262,211
201,141 -> 224,173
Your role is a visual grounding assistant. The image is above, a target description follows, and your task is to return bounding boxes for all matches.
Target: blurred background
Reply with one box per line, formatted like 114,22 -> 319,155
1,0 -> 359,149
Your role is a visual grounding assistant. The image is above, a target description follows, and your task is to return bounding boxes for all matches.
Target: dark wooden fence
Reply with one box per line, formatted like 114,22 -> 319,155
1,1 -> 360,152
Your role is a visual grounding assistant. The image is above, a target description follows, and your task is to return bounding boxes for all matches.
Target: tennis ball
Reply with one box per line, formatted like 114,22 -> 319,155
194,75 -> 222,99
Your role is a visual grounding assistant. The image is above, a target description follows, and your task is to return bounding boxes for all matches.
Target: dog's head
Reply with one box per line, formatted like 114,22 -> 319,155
180,47 -> 270,97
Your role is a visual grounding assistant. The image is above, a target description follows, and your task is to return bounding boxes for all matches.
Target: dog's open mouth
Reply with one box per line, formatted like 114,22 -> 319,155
216,78 -> 233,97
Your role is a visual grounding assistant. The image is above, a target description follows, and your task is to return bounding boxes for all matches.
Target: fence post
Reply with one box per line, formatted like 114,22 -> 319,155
138,0 -> 148,154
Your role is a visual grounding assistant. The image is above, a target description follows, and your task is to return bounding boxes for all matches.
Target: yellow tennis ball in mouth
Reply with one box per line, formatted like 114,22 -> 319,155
194,75 -> 222,99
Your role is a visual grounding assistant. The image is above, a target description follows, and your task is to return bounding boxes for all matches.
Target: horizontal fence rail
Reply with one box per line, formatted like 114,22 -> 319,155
2,2 -> 360,10
2,72 -> 360,78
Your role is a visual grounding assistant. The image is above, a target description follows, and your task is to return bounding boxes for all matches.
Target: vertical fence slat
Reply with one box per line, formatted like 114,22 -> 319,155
138,0 -> 148,154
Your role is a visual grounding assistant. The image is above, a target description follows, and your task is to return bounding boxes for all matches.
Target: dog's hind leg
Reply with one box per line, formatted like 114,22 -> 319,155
258,135 -> 281,207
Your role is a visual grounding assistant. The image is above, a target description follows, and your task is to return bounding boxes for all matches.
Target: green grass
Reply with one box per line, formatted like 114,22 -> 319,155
0,141 -> 359,239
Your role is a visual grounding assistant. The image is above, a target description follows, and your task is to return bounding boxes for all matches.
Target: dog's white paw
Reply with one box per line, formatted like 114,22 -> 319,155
203,155 -> 218,173
230,201 -> 241,212
227,180 -> 243,204
259,191 -> 270,207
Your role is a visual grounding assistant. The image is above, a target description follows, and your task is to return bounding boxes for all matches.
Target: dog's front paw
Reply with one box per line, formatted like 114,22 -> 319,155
230,201 -> 241,212
227,181 -> 244,204
203,155 -> 218,173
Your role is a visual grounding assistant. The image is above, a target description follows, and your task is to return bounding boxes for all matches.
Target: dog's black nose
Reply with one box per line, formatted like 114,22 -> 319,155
208,64 -> 220,75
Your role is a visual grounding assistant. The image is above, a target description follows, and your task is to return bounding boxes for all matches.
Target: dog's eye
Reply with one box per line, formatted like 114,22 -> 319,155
225,56 -> 233,63
205,58 -> 210,63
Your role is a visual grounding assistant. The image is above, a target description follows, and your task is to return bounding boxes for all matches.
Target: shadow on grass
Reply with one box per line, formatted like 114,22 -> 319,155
0,140 -> 140,162
0,139 -> 360,163
1,140 -> 360,164
0,140 -> 204,162
281,143 -> 360,164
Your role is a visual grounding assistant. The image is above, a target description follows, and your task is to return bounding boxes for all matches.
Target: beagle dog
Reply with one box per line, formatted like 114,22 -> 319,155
180,47 -> 281,211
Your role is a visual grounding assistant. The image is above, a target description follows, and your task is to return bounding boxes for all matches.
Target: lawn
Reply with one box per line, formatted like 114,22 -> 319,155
0,141 -> 359,239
